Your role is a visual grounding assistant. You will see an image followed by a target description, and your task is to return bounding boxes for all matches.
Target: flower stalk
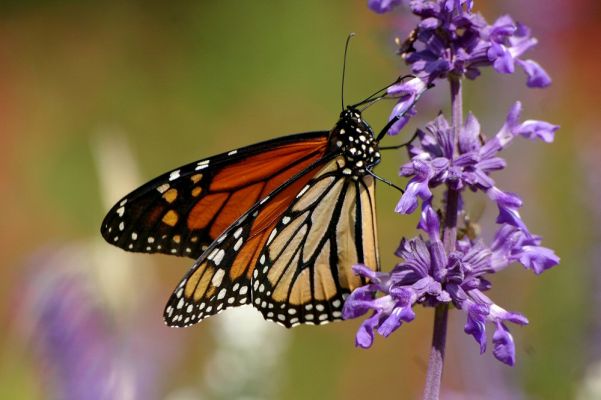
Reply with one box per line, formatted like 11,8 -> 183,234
423,303 -> 449,400
424,74 -> 464,399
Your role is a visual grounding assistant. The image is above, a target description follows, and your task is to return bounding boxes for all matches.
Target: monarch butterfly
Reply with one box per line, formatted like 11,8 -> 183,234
101,43 -> 420,327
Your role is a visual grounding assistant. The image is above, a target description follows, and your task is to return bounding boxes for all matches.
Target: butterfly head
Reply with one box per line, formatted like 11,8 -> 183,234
329,107 -> 381,176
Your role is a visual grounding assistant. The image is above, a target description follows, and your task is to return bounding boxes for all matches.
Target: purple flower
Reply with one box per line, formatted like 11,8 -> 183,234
396,1 -> 551,88
368,0 -> 402,13
16,246 -> 181,400
355,0 -> 560,375
343,206 -> 541,365
397,102 -> 558,235
386,76 -> 428,135
21,263 -> 118,400
490,225 -> 559,274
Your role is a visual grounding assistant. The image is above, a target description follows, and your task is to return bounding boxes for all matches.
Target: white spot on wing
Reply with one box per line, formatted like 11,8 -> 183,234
196,160 -> 210,170
169,170 -> 180,181
296,185 -> 310,198
267,229 -> 277,245
208,248 -> 219,260
116,207 -> 125,217
212,269 -> 225,287
156,183 -> 170,193
214,249 -> 226,265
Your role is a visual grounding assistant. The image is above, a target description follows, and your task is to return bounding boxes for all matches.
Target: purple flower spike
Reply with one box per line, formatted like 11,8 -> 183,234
349,0 -> 560,372
368,0 -> 402,13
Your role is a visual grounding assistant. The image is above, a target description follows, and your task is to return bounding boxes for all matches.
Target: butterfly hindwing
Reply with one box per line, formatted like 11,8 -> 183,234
252,157 -> 379,327
101,132 -> 328,259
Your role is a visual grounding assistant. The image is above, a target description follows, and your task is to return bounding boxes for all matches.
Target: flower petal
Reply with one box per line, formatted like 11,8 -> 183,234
517,245 -> 560,274
459,112 -> 481,153
492,322 -> 516,366
355,312 -> 380,348
486,187 -> 529,233
465,303 -> 488,353
343,285 -> 376,319
377,306 -> 415,337
515,119 -> 559,143
368,0 -> 402,13
517,59 -> 551,88
417,201 -> 441,240
396,176 -> 433,214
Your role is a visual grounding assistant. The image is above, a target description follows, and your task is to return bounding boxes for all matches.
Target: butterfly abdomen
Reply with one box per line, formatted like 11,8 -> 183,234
329,108 -> 381,179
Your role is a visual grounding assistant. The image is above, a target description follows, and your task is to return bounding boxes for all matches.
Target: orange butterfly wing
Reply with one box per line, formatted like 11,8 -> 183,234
101,132 -> 328,259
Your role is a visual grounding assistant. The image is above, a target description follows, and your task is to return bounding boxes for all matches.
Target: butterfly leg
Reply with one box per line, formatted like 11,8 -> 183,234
379,129 -> 420,150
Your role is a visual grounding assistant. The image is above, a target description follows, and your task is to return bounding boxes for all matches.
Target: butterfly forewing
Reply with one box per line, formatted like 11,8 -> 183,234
101,132 -> 328,259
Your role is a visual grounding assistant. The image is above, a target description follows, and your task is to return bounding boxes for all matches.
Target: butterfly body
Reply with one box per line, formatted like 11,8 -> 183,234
102,106 -> 382,328
328,108 -> 381,178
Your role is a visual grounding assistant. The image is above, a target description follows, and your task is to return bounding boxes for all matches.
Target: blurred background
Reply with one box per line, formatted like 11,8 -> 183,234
0,1 -> 598,399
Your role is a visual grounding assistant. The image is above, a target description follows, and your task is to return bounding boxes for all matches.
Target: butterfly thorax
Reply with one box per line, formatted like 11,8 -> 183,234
328,108 -> 381,178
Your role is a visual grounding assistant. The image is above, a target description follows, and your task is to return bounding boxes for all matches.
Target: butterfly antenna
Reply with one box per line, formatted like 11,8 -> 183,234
353,74 -> 417,109
366,170 -> 404,193
379,129 -> 420,150
341,33 -> 355,111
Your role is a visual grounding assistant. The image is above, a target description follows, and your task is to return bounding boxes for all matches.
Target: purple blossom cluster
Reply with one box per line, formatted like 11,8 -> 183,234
397,101 -> 559,236
343,0 -> 560,367
392,0 -> 550,87
381,0 -> 551,135
344,203 -> 558,365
